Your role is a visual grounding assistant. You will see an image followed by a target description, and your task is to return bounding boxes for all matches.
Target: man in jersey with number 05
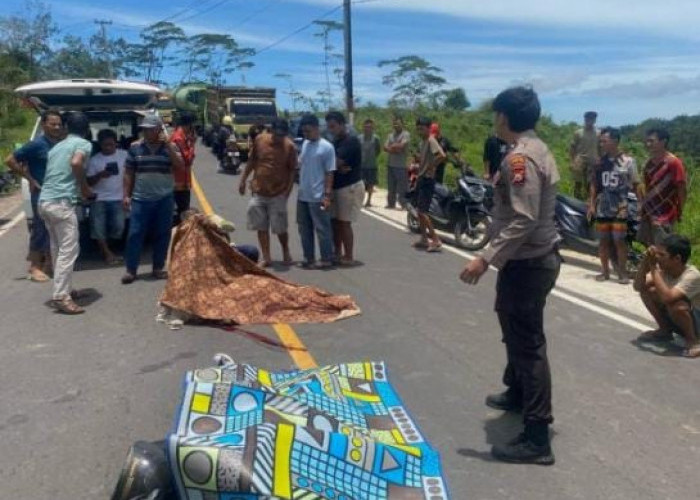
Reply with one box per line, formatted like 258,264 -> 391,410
587,127 -> 642,285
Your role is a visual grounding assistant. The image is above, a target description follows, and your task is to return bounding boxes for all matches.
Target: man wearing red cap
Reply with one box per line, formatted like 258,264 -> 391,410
430,122 -> 458,184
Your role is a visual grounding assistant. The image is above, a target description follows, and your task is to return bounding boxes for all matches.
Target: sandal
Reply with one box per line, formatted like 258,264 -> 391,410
637,329 -> 674,343
152,269 -> 168,280
618,276 -> 630,285
28,268 -> 50,282
52,297 -> 85,315
682,344 -> 700,358
595,273 -> 610,282
426,242 -> 443,253
121,273 -> 136,284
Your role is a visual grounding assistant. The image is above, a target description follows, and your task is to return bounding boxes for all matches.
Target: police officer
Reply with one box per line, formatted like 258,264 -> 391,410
460,86 -> 561,465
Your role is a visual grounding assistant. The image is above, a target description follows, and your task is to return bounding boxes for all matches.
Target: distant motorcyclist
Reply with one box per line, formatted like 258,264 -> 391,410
214,116 -> 235,169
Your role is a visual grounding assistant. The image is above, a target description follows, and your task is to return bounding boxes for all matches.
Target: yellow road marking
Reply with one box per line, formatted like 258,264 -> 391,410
190,172 -> 319,369
272,324 -> 318,369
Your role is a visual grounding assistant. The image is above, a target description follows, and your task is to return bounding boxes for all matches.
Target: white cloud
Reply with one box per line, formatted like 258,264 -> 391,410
299,0 -> 700,40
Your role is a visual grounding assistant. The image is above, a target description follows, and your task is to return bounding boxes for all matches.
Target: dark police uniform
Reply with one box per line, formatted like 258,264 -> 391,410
481,130 -> 561,439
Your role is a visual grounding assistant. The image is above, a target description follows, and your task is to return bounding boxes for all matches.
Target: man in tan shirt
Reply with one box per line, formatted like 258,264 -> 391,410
412,117 -> 445,252
569,111 -> 600,199
239,119 -> 297,266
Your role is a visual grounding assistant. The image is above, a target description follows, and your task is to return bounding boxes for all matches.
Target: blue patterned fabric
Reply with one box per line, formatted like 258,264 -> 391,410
168,361 -> 449,499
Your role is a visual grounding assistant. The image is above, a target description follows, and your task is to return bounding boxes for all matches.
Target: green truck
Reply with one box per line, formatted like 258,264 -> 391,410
172,84 -> 277,160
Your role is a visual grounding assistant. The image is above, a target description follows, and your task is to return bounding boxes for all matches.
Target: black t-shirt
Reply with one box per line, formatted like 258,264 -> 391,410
333,133 -> 362,190
434,135 -> 457,184
483,136 -> 508,177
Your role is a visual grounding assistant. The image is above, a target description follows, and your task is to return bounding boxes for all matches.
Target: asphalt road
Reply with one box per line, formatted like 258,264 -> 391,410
1,146 -> 699,499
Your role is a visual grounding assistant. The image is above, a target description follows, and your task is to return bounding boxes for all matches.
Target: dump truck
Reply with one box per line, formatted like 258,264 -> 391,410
206,86 -> 277,161
172,84 -> 277,159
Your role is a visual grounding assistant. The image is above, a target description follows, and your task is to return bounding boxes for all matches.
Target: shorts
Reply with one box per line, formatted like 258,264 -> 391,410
637,218 -> 673,247
416,177 -> 435,213
331,180 -> 365,222
90,200 -> 125,240
665,303 -> 700,337
595,218 -> 627,240
361,168 -> 378,187
247,194 -> 289,234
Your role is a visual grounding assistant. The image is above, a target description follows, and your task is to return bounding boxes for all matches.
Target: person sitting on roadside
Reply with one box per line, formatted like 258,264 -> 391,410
121,114 -> 184,284
587,127 -> 641,284
634,234 -> 700,358
86,129 -> 127,264
38,112 -> 94,314
4,109 -> 64,282
238,118 -> 297,267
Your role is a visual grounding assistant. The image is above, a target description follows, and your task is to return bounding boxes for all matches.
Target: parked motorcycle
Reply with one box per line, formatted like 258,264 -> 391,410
554,192 -> 643,272
406,163 -> 493,251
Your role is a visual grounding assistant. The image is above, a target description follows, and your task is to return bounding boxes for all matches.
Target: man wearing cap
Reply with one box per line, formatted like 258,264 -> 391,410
239,118 -> 297,267
122,114 -> 184,284
569,111 -> 600,200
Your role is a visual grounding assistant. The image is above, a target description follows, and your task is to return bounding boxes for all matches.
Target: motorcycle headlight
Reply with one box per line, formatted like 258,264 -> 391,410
468,185 -> 485,203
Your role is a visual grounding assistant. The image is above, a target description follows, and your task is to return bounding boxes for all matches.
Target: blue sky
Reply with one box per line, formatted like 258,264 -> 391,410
3,0 -> 700,125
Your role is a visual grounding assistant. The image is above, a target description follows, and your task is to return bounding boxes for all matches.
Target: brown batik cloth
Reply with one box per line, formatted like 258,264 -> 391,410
160,214 -> 361,324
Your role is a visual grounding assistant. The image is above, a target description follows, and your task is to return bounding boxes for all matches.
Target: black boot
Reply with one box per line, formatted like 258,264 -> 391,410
485,390 -> 522,412
491,423 -> 554,466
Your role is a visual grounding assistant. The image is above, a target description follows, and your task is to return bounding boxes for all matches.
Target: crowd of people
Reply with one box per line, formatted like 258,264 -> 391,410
5,84 -> 700,466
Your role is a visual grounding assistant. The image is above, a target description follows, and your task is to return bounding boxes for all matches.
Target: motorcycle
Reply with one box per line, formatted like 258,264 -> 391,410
554,192 -> 643,272
406,162 -> 493,251
220,138 -> 241,174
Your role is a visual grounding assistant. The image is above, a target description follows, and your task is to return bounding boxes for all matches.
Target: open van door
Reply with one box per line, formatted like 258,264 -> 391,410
15,79 -> 162,111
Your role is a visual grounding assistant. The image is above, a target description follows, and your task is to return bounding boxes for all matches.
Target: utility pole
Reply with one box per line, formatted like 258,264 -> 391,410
94,19 -> 114,79
343,0 -> 354,126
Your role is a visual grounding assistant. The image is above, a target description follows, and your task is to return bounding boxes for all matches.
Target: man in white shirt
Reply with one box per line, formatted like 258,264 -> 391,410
86,129 -> 127,264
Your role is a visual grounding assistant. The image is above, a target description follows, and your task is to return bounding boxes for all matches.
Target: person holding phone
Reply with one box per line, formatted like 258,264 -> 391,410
87,129 -> 128,264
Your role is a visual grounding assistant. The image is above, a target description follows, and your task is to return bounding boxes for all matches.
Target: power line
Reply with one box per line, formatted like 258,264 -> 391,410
176,0 -> 233,23
255,4 -> 343,55
253,0 -> 382,56
232,0 -> 283,29
159,0 -> 218,23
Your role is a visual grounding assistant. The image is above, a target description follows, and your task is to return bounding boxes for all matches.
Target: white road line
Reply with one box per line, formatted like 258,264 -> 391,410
361,208 -> 651,332
0,211 -> 25,238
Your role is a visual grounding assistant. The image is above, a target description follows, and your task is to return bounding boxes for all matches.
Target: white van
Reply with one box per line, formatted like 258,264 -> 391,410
14,79 -> 162,230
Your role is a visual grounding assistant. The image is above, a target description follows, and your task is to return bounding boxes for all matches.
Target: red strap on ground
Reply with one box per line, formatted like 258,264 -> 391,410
220,325 -> 308,352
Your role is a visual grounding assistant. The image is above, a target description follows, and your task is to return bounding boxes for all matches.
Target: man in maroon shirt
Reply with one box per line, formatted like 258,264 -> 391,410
639,128 -> 687,246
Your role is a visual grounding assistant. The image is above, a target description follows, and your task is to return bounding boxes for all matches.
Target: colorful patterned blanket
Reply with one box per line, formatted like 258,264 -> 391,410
168,360 -> 449,499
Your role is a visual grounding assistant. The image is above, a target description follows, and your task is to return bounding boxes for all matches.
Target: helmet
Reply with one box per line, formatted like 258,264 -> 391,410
221,116 -> 233,127
111,441 -> 174,500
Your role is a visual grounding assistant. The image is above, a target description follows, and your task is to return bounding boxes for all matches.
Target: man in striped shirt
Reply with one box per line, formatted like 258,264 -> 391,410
122,114 -> 184,284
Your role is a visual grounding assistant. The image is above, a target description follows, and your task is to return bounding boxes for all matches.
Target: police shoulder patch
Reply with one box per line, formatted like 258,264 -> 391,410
508,154 -> 527,185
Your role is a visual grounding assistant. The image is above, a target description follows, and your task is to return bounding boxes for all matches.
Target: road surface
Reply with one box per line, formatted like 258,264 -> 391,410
0,146 -> 698,499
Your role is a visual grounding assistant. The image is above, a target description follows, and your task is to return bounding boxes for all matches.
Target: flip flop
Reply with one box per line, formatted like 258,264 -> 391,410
52,298 -> 85,315
595,274 -> 610,282
426,243 -> 443,253
637,329 -> 674,343
683,345 -> 700,358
